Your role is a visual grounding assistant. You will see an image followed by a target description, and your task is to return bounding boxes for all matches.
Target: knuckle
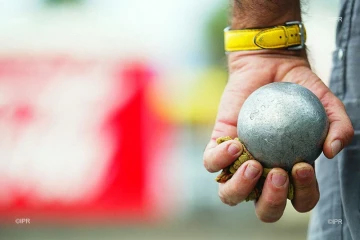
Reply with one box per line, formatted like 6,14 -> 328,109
295,192 -> 319,213
294,177 -> 315,189
203,146 -> 227,173
203,158 -> 213,172
218,189 -> 236,206
203,152 -> 215,173
264,197 -> 284,210
332,96 -> 345,109
295,184 -> 311,193
337,98 -> 346,108
347,125 -> 355,142
219,185 -> 240,206
227,182 -> 246,201
218,188 -> 229,204
226,182 -> 238,196
219,194 -> 229,205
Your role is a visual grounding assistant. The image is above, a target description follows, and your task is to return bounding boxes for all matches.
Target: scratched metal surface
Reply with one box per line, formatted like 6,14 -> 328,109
237,82 -> 329,170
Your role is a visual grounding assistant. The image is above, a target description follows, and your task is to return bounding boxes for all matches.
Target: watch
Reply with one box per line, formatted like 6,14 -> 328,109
224,21 -> 306,52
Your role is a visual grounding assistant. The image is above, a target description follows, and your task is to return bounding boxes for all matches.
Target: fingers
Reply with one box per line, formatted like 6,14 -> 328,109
203,140 -> 243,173
299,78 -> 354,159
218,160 -> 262,206
202,80 -> 245,173
255,168 -> 289,223
219,162 -> 320,220
287,71 -> 354,158
320,91 -> 354,158
203,78 -> 265,172
291,162 -> 319,212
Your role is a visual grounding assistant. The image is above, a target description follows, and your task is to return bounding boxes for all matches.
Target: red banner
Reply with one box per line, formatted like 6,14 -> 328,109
0,57 -> 173,222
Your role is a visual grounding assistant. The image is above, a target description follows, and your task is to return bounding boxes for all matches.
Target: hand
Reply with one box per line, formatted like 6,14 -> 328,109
203,50 -> 354,222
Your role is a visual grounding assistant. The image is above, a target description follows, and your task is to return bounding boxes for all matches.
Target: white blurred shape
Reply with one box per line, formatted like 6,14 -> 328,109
0,59 -> 132,205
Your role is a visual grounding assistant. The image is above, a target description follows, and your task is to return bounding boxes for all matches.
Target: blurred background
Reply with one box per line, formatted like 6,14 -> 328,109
0,0 -> 340,239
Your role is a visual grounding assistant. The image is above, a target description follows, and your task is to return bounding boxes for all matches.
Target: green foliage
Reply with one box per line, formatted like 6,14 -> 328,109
205,5 -> 228,66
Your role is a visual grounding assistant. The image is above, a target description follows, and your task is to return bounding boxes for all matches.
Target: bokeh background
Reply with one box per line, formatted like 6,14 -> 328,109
0,0 -> 340,239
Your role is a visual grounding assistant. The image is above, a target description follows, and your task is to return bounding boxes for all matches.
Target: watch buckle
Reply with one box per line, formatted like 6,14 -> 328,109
285,21 -> 305,50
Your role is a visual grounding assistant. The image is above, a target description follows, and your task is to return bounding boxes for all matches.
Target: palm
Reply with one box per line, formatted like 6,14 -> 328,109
203,52 -> 353,222
213,53 -> 344,158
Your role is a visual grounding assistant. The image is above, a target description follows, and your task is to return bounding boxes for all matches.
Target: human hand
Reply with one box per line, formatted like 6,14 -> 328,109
203,50 -> 354,222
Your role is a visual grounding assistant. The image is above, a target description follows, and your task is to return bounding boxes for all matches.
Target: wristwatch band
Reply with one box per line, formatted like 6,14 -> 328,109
224,21 -> 306,52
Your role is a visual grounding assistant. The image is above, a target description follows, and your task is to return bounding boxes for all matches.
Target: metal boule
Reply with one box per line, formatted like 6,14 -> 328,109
237,82 -> 329,171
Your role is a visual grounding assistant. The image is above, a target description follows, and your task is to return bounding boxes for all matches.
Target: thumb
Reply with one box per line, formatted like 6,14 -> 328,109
320,91 -> 354,158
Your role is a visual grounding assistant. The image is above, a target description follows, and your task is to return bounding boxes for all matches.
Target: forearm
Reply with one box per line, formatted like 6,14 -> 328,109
231,0 -> 302,29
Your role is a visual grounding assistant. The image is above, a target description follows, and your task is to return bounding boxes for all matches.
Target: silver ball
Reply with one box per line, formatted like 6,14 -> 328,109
237,82 -> 329,171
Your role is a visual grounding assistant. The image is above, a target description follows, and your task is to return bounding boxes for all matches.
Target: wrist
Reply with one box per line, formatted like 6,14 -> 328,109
227,50 -> 309,74
227,1 -> 305,62
231,0 -> 301,29
227,48 -> 307,61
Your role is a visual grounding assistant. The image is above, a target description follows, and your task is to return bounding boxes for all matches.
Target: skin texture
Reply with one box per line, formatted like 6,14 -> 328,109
203,0 -> 353,223
203,51 -> 354,222
231,0 -> 301,29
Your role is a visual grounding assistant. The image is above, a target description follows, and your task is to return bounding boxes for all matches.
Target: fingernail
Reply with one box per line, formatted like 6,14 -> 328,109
228,143 -> 241,156
331,140 -> 342,156
296,167 -> 312,179
244,164 -> 260,179
271,173 -> 287,187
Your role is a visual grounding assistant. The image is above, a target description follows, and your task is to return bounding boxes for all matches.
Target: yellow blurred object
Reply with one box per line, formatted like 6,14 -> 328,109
224,23 -> 306,51
147,67 -> 227,124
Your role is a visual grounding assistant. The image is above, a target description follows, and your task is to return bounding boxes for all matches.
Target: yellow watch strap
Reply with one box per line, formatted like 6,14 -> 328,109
224,22 -> 306,51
